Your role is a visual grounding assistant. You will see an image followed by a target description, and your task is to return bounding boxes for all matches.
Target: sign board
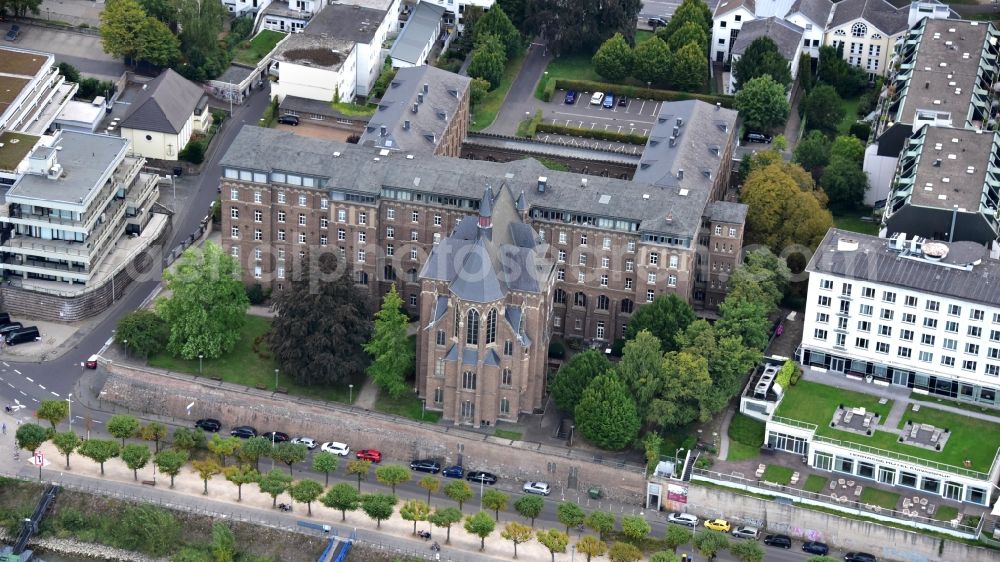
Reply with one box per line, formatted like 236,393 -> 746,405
31,450 -> 49,468
667,483 -> 689,504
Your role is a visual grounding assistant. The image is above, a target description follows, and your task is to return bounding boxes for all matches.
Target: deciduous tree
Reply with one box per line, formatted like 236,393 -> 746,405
733,37 -> 792,91
321,483 -> 360,521
465,512 -> 497,551
470,77 -> 491,106
154,448 -> 188,488
593,32 -> 633,82
223,464 -> 259,501
207,434 -> 241,467
347,459 -> 372,492
121,443 -> 152,481
418,475 -> 440,504
731,539 -> 765,562
609,541 -> 643,562
817,45 -> 867,97
664,524 -> 690,551
52,431 -> 81,470
400,499 -> 432,534
139,422 -> 168,453
658,0 -> 712,41
617,330 -> 666,418
482,489 -> 509,521
550,349 -> 612,413
632,36 -> 673,86
99,0 -> 147,63
269,252 -> 371,386
78,439 -> 120,476
652,551 -> 681,562
192,459 -> 222,494
237,436 -> 271,472
107,414 -> 140,447
522,0 -> 642,55
794,130 -> 832,172
803,84 -> 845,134
514,494 -> 544,527
375,464 -> 411,494
694,530 -> 730,559
830,135 -> 865,165
468,33 -> 507,89
210,522 -> 236,562
555,501 -> 586,534
257,469 -> 292,507
820,156 -> 869,207
671,42 -> 707,92
365,285 -> 413,398
620,515 -> 651,543
312,451 -> 339,486
138,17 -> 182,68
536,528 -> 568,562
429,507 -> 463,543
647,351 -> 712,429
665,20 -> 707,53
475,4 -> 522,58
289,479 -> 325,515
624,295 -> 695,351
740,162 -> 834,251
156,242 -> 249,360
677,321 -> 761,414
444,479 -> 474,510
585,510 -> 615,541
574,373 -> 640,449
501,521 -> 533,559
360,493 -> 397,528
36,400 -> 69,430
578,535 -> 608,561
271,442 -> 309,477
175,0 -> 229,81
735,75 -> 790,132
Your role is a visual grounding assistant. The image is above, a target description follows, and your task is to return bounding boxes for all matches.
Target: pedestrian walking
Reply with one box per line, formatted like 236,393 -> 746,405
2,423 -> 5,434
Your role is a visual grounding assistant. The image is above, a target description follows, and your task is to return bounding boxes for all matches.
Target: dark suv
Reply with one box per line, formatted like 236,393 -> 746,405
261,431 -> 290,443
230,426 -> 258,439
277,114 -> 300,126
763,534 -> 792,548
845,553 -> 877,562
195,419 -> 221,433
410,460 -> 441,474
803,541 -> 829,555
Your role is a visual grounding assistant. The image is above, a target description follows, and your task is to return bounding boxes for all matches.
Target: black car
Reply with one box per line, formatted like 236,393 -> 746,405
648,17 -> 668,28
803,541 -> 829,555
261,431 -> 290,443
845,553 -> 877,562
5,24 -> 19,41
195,418 -> 221,433
230,426 -> 258,439
744,131 -> 773,144
466,471 -> 498,485
617,94 -> 628,107
442,465 -> 464,478
410,459 -> 441,474
0,322 -> 23,338
763,534 -> 792,548
277,114 -> 300,126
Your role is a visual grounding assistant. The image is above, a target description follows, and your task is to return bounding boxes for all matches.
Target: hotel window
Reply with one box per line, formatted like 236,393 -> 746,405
902,313 -> 915,324
875,342 -> 889,354
986,364 -> 1000,377
387,209 -> 395,220
277,229 -> 285,241
926,300 -> 939,312
386,244 -> 394,256
231,226 -> 239,239
276,267 -> 285,279
921,334 -> 935,346
714,225 -> 722,235
254,248 -> 262,261
501,368 -> 512,386
434,214 -> 442,226
948,304 -> 961,316
814,329 -> 828,341
921,477 -> 941,494
878,325 -> 891,337
298,214 -> 306,226
992,330 -> 1000,342
649,252 -> 659,266
855,337 -> 869,349
834,457 -> 854,474
600,274 -> 608,287
648,273 -> 656,284
990,348 -> 1000,360
835,333 -> 846,347
254,210 -> 263,223
580,233 -> 588,245
842,283 -> 852,296
969,326 -> 982,338
898,347 -> 911,359
231,246 -> 239,258
818,295 -> 831,307
816,313 -> 829,323
358,232 -> 366,243
230,208 -> 239,219
277,192 -> 285,204
858,321 -> 871,332
880,309 -> 893,320
625,278 -> 633,289
577,272 -> 585,284
942,356 -> 955,367
462,371 -> 476,390
924,318 -> 937,329
965,343 -> 980,355
230,188 -> 239,201
882,291 -> 895,303
900,329 -> 913,341
919,351 -> 933,363
319,235 -> 327,246
254,191 -> 261,203
337,209 -> 346,222
254,229 -> 262,241
318,217 -> 327,229
320,198 -> 328,209
668,275 -> 676,287
625,260 -> 633,272
899,472 -> 918,488
410,248 -> 418,260
971,309 -> 985,321
407,211 -> 416,223
557,269 -> 565,281
602,237 -> 611,249
558,250 -> 566,262
813,452 -> 833,471
579,254 -> 587,266
904,295 -> 917,307
278,211 -> 286,223
820,280 -> 833,290
729,227 -> 736,237
357,250 -> 365,262
861,287 -> 874,298
647,289 -> 655,302
337,229 -> 346,241
298,233 -> 306,244
411,230 -> 418,241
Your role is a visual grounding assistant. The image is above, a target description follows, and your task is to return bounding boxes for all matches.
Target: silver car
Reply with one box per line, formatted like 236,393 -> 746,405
732,526 -> 760,540
291,437 -> 317,449
667,512 -> 698,527
522,481 -> 551,496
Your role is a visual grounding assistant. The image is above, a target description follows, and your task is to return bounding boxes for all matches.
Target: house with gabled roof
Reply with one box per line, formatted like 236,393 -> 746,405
118,69 -> 211,161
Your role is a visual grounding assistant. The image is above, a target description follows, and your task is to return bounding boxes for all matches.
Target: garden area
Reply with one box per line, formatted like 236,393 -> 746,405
470,52 -> 526,131
725,414 -> 765,462
231,30 -> 286,66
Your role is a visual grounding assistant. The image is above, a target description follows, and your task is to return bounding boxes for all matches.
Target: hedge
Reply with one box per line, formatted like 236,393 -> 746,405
543,78 -> 735,108
536,122 -> 648,145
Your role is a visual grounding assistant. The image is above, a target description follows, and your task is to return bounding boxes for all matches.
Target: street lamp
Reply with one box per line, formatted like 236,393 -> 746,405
571,545 -> 576,562
420,398 -> 426,420
123,340 -> 128,359
349,384 -> 354,404
66,394 -> 72,431
274,369 -> 279,391
199,354 -> 204,374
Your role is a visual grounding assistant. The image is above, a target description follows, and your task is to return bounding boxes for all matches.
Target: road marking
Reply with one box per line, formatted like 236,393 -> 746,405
2,362 -> 8,367
93,420 -> 103,424
617,126 -> 623,133
14,369 -> 21,375
38,385 -> 45,390
19,391 -> 26,396
553,111 -> 655,125
31,398 -> 38,403
25,377 -> 33,383
6,382 -> 13,388
50,392 -> 59,397
639,100 -> 646,113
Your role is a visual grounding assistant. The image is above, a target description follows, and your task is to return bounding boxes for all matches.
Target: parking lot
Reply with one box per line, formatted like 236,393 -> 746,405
542,88 -> 661,137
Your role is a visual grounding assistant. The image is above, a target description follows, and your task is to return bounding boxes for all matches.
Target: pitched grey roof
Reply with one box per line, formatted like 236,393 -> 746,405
807,229 -> 1000,307
715,0 -> 755,17
221,125 -> 731,241
279,95 -> 339,118
216,64 -> 255,85
305,3 -> 388,44
829,0 -> 908,35
119,69 -> 204,134
706,201 -> 749,224
731,17 -> 804,60
788,0 -> 833,26
389,1 -> 445,65
361,65 -> 470,155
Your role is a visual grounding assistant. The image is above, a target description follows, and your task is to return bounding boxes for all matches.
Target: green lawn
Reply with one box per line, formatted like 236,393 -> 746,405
934,505 -> 959,522
897,406 -> 1000,471
803,474 -> 828,493
859,488 -> 900,510
909,392 -> 1000,415
837,96 -> 861,135
495,429 -> 523,440
373,389 -> 442,423
232,30 -> 286,66
148,315 -> 359,403
726,441 -> 760,462
537,158 -> 570,172
725,414 -> 765,461
471,52 -> 527,132
775,380 -> 894,434
762,465 -> 794,484
635,30 -> 655,44
833,212 -> 879,236
331,102 -> 377,117
534,54 -> 603,100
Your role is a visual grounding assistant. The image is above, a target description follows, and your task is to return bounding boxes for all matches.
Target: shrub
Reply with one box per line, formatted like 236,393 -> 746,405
542,78 -> 557,102
246,283 -> 266,305
179,140 -> 206,164
849,122 -> 871,142
57,62 -> 80,83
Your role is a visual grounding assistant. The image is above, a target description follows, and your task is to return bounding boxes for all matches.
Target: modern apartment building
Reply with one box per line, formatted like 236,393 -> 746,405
865,19 -> 1000,205
800,229 -> 1000,406
218,100 -> 745,425
0,46 -> 77,136
0,131 -> 159,287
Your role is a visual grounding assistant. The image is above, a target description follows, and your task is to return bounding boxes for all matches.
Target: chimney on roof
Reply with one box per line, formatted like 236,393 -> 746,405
677,169 -> 684,180
411,103 -> 418,113
716,102 -> 721,110
537,176 -> 547,192
403,120 -> 410,130
380,125 -> 387,137
417,92 -> 424,104
479,186 -> 494,235
676,117 -> 684,127
673,126 -> 679,137
423,83 -> 429,94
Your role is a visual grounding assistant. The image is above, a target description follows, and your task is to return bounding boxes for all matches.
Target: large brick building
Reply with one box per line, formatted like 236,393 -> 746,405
218,99 -> 746,426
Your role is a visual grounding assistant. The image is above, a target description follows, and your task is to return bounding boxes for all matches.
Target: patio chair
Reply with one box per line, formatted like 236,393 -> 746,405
844,411 -> 854,423
847,480 -> 855,487
791,472 -> 800,485
920,498 -> 928,506
838,478 -> 846,487
910,425 -> 919,438
903,499 -> 912,508
855,486 -> 862,497
829,481 -> 837,491
927,505 -> 936,516
863,417 -> 871,428
913,495 -> 921,503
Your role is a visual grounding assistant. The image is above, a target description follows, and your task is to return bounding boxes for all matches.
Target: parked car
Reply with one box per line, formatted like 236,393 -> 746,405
466,471 -> 498,485
356,449 -> 382,463
410,459 -> 441,474
5,25 -> 19,41
648,17 -> 668,28
290,437 -> 317,449
845,553 -> 877,562
617,94 -> 628,107
84,353 -> 100,369
602,93 -> 615,108
590,92 -> 604,105
564,90 -> 577,104
230,426 -> 257,439
6,327 -> 39,345
277,114 -> 299,126
731,526 -> 760,540
195,419 -> 222,433
803,541 -> 829,555
0,323 -> 23,338
442,465 -> 464,478
522,482 -> 551,496
764,534 -> 792,548
744,131 -> 773,144
703,519 -> 731,532
261,431 -> 290,444
667,513 -> 698,527
321,441 -> 350,456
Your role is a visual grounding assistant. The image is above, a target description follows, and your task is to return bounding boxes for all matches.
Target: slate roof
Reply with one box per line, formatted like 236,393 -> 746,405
119,69 -> 204,135
807,229 -> 1000,307
279,95 -> 339,118
706,201 -> 749,224
789,0 -> 833,26
731,17 -> 804,60
361,65 -> 470,155
389,1 -> 445,65
715,0 -> 755,17
829,0 -> 908,35
221,125 -> 731,241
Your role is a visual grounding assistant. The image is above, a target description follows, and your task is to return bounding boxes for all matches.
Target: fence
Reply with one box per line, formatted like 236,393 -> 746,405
691,468 -> 983,538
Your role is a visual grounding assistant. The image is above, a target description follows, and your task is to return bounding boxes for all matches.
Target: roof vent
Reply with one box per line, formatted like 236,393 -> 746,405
581,177 -> 588,186
423,83 -> 429,94
669,136 -> 676,147
380,125 -> 387,137
437,110 -> 447,120
677,169 -> 684,180
942,177 -> 951,183
403,120 -> 410,130
642,193 -> 650,200
447,88 -> 458,98
665,213 -> 673,222
379,149 -> 390,156
933,159 -> 941,167
679,188 -> 689,196
417,92 -> 423,104
333,151 -> 341,157
967,166 -> 975,174
537,176 -> 547,192
925,81 -> 930,89
837,238 -> 859,252
411,103 -> 418,113
406,154 -> 414,159
676,117 -> 683,127
947,154 -> 957,160
373,157 -> 380,162
413,176 -> 420,186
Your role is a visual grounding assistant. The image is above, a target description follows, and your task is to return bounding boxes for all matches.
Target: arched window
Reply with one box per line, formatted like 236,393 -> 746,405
356,271 -> 368,285
454,306 -> 460,337
383,265 -> 397,281
851,22 -> 867,37
621,299 -> 634,314
574,292 -> 587,307
554,288 -> 566,304
485,308 -> 498,344
466,309 -> 480,345
597,295 -> 610,310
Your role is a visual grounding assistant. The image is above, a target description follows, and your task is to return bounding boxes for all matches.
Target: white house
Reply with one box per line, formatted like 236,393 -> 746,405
786,0 -> 834,57
728,17 -> 804,94
391,1 -> 445,67
257,0 -> 322,33
118,69 -> 211,161
712,0 -> 832,64
402,0 -> 493,31
224,0 -> 270,17
825,0 -> 909,79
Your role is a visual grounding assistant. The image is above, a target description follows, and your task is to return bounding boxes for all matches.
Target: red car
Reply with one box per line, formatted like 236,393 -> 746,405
356,449 -> 382,463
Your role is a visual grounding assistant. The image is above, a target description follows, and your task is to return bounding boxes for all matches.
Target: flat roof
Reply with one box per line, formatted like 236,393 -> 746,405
895,19 -> 990,127
56,100 -> 104,125
0,47 -> 49,77
0,131 -> 39,171
8,131 -> 128,207
909,127 -> 992,212
0,77 -> 30,115
275,34 -> 355,70
305,3 -> 388,44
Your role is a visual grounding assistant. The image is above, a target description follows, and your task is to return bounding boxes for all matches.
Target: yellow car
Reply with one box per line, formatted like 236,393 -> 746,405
704,519 -> 731,532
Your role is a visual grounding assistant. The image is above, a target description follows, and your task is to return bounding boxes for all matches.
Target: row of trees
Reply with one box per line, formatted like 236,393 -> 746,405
494,0 -> 643,56
554,249 -> 789,450
591,0 -> 712,92
467,5 -> 522,89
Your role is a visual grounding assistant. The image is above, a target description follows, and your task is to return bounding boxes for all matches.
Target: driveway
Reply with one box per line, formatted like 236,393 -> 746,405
11,24 -> 125,80
486,41 -> 551,136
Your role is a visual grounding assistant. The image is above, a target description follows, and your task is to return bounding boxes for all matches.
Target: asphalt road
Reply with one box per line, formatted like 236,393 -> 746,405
10,24 -> 126,81
0,84 -> 272,414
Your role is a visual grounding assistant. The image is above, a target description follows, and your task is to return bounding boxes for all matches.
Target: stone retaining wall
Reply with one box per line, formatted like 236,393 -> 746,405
101,363 -> 648,504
